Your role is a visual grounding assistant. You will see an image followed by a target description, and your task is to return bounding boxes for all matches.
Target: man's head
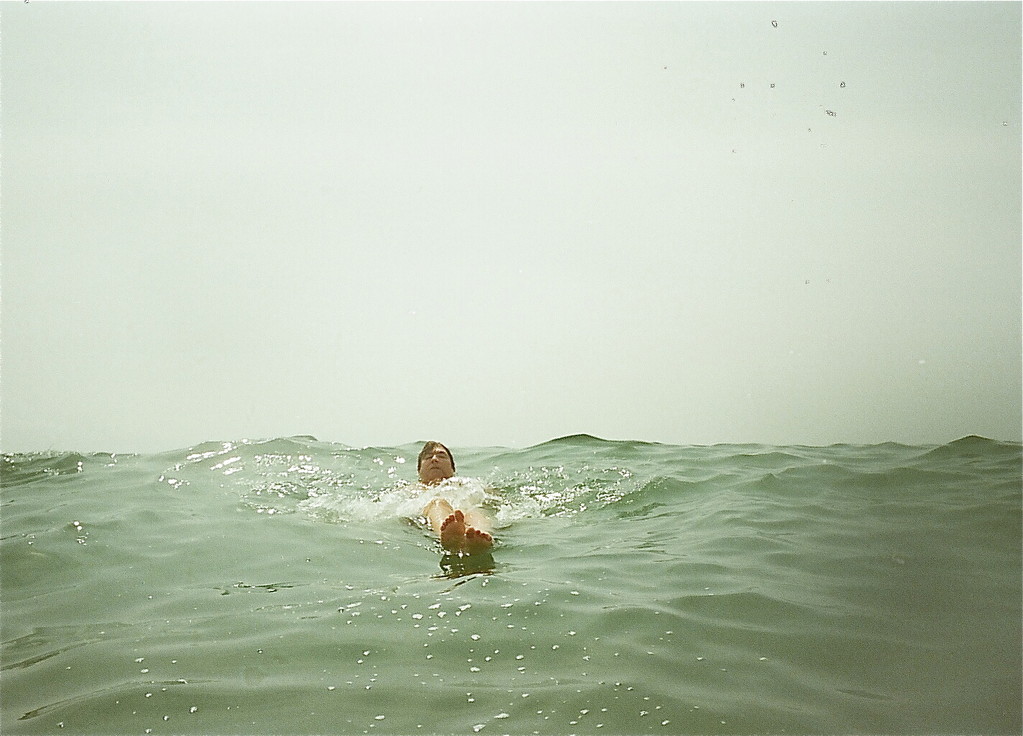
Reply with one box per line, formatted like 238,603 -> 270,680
417,441 -> 455,484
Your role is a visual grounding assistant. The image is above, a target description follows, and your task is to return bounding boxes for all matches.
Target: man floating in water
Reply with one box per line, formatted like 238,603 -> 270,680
417,441 -> 495,556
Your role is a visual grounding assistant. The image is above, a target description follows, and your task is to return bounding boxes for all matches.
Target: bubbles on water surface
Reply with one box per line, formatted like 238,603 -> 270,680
303,576 -> 698,734
67,520 -> 88,544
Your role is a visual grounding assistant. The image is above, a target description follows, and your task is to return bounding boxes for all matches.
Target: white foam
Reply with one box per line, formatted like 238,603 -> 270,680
298,476 -> 495,523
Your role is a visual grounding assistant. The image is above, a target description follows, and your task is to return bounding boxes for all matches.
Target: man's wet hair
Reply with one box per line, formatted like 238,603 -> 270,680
418,441 -> 455,473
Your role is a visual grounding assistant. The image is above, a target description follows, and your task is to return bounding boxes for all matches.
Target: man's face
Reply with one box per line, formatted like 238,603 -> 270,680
419,445 -> 454,484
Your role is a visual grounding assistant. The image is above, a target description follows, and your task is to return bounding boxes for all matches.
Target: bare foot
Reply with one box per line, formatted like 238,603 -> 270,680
439,509 -> 466,551
440,510 -> 494,555
462,526 -> 494,555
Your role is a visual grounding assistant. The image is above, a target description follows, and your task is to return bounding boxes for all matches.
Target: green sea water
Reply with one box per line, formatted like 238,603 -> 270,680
1,434 -> 1020,734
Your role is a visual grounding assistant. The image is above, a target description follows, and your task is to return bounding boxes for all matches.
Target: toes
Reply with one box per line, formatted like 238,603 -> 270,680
463,528 -> 494,554
441,510 -> 464,530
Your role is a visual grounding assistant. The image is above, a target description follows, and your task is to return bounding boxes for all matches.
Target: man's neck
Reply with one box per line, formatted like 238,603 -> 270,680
420,474 -> 452,485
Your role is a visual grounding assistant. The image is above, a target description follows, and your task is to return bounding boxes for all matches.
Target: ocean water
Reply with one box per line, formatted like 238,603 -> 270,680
1,434 -> 1020,735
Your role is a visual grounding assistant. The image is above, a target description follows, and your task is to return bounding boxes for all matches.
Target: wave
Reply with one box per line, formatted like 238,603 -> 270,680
4,434 -> 1018,528
528,433 -> 667,449
920,434 -> 1022,460
0,451 -> 123,488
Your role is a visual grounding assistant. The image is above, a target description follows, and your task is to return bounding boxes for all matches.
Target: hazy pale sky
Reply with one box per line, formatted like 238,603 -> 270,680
2,1 -> 1020,452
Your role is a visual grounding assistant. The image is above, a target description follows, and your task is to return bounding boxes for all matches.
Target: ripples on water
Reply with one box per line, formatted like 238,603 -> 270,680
1,434 -> 1020,734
